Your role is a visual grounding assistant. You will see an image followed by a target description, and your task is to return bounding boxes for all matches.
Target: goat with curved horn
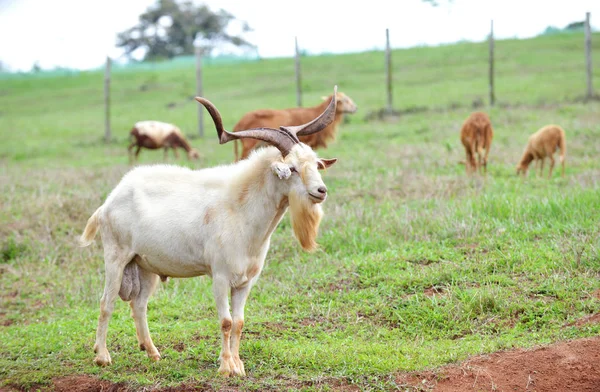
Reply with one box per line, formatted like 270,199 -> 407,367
195,86 -> 338,157
80,86 -> 339,377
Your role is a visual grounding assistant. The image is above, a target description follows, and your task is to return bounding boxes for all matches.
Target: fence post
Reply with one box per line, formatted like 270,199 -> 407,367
195,46 -> 204,137
385,28 -> 393,113
104,56 -> 111,143
585,12 -> 593,100
489,20 -> 495,106
295,36 -> 302,107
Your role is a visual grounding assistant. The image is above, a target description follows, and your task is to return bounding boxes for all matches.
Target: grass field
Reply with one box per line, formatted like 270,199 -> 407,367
1,32 -> 600,391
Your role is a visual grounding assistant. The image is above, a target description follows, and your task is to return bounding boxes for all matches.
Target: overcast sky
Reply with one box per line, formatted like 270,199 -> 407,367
0,0 -> 597,71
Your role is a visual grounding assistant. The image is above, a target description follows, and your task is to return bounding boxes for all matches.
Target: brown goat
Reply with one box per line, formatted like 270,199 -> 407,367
128,121 -> 199,162
516,124 -> 566,178
460,112 -> 494,175
232,92 -> 357,161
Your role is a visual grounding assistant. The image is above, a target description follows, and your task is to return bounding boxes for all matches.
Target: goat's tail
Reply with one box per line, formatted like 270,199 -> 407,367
477,123 -> 493,158
79,207 -> 102,247
558,132 -> 567,164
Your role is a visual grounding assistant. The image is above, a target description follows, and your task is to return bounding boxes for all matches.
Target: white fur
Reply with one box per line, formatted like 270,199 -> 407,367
80,143 -> 334,376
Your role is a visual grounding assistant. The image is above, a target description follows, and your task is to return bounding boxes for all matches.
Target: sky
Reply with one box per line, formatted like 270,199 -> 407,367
0,0 -> 598,72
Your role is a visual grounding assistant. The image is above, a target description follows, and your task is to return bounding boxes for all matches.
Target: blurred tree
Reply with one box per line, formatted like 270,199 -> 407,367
116,0 -> 254,61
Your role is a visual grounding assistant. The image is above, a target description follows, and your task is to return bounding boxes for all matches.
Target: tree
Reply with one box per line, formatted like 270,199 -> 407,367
116,0 -> 254,61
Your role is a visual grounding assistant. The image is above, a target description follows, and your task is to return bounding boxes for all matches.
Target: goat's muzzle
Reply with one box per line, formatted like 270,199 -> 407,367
308,186 -> 327,203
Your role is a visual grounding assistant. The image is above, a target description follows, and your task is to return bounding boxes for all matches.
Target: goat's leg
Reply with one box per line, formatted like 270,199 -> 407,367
548,155 -> 555,179
212,275 -> 237,376
483,146 -> 490,175
465,149 -> 475,175
94,249 -> 130,366
229,284 -> 252,377
135,146 -> 142,161
477,151 -> 483,175
163,147 -> 169,160
538,158 -> 544,177
173,148 -> 180,159
129,268 -> 161,361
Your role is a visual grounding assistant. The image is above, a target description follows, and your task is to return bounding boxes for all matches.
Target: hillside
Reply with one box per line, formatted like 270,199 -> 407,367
1,32 -> 600,391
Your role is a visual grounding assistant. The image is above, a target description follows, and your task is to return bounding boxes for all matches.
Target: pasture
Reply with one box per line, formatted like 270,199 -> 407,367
2,32 -> 600,391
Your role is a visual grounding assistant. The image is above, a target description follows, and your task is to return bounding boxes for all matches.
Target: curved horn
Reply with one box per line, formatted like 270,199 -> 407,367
195,97 -> 298,157
280,85 -> 338,137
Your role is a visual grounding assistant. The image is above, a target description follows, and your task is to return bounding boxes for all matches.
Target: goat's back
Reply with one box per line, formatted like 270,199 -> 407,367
528,124 -> 565,155
133,121 -> 181,144
460,112 -> 493,150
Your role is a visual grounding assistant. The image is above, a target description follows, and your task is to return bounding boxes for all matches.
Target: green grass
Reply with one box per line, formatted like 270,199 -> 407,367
1,32 -> 600,391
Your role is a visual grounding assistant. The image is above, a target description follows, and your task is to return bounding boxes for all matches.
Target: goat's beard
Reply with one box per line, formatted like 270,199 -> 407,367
289,191 -> 323,252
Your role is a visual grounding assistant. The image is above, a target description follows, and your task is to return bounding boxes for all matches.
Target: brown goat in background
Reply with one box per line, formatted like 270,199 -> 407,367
516,124 -> 566,178
460,111 -> 494,175
232,91 -> 357,161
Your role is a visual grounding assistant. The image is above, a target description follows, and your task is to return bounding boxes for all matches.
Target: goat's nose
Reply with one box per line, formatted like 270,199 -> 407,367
317,186 -> 327,195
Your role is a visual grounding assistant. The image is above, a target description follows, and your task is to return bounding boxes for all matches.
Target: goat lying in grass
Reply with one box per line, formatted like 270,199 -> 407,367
516,124 -> 566,178
232,91 -> 357,161
459,111 -> 494,175
79,87 -> 339,377
128,120 -> 200,161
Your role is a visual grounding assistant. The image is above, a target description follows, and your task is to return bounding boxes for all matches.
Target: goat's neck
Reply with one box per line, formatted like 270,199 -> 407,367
519,151 -> 534,168
229,150 -> 290,245
176,134 -> 193,152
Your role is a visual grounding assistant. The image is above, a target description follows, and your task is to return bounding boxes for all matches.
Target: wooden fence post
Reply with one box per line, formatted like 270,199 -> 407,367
385,28 -> 393,113
104,56 -> 111,143
585,12 -> 593,100
489,20 -> 495,106
295,36 -> 302,107
195,46 -> 204,137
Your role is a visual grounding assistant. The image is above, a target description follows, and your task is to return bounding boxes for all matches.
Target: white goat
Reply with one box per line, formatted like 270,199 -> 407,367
79,87 -> 339,377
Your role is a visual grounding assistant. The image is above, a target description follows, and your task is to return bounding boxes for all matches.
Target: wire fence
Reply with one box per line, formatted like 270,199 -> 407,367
1,14 -> 595,143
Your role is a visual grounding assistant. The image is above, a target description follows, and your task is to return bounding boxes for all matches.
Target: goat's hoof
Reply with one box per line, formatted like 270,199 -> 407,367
94,354 -> 112,367
148,352 -> 161,362
218,359 -> 234,377
233,357 -> 246,377
218,357 -> 245,377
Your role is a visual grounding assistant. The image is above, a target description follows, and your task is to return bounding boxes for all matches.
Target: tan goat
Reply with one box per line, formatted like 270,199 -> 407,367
516,124 -> 566,178
232,91 -> 357,161
460,111 -> 494,175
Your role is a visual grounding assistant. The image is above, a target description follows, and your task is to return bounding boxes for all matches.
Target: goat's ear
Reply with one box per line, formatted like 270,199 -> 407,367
271,161 -> 292,180
317,158 -> 337,170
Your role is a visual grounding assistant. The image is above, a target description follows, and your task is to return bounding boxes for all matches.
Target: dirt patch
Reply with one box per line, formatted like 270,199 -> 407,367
55,375 -> 125,392
5,337 -> 600,391
423,286 -> 445,297
396,336 -> 600,391
567,312 -> 600,327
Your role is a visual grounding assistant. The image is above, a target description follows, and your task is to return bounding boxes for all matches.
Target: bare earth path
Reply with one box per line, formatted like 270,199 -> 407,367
396,336 -> 600,392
